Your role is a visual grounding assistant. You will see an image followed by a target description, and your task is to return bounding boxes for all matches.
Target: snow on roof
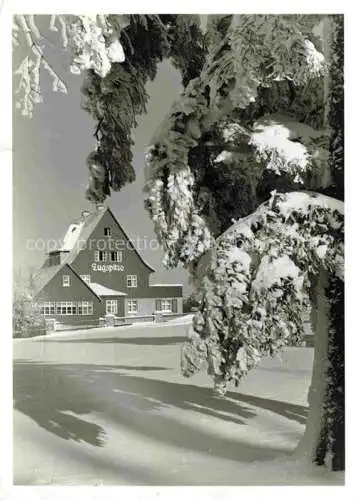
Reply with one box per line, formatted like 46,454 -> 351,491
150,283 -> 183,287
49,209 -> 107,256
60,221 -> 85,251
67,210 -> 106,255
32,264 -> 63,297
88,283 -> 127,296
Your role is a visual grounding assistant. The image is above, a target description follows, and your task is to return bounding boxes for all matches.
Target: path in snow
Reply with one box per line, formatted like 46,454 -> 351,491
13,322 -> 343,485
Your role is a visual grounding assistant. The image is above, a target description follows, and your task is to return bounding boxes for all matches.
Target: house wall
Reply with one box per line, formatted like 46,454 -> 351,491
124,297 -> 183,317
100,296 -> 125,318
144,285 -> 183,299
34,209 -> 183,326
70,209 -> 183,299
71,210 -> 153,297
124,298 -> 154,317
35,264 -> 101,325
35,265 -> 98,302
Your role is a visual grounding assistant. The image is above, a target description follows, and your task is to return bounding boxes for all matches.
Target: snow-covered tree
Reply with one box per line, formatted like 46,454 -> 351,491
14,14 -> 344,471
143,14 -> 344,471
13,267 -> 45,338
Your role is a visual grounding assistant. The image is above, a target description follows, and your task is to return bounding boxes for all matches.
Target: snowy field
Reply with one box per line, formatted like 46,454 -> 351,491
13,318 -> 343,486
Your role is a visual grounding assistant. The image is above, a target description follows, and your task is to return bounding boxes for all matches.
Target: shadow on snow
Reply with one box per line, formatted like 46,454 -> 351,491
13,360 -> 308,463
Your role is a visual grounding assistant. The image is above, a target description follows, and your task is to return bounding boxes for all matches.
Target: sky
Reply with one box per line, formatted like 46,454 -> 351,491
12,20 -> 192,292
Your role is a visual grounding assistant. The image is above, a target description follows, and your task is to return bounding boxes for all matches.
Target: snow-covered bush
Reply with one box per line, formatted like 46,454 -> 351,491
13,294 -> 46,338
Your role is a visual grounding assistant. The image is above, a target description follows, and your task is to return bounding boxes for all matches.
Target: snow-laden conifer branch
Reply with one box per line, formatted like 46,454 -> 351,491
249,113 -> 329,183
145,15 -> 327,269
13,14 -> 126,117
202,15 -> 326,110
82,15 -> 175,203
13,15 -> 69,117
181,191 -> 344,396
82,15 -> 208,204
68,15 -> 125,77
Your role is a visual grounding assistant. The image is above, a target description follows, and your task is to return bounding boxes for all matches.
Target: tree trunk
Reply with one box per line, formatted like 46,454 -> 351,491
296,269 -> 345,470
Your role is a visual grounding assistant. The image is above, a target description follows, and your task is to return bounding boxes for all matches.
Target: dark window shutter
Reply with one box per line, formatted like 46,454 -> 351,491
172,299 -> 178,313
155,299 -> 161,311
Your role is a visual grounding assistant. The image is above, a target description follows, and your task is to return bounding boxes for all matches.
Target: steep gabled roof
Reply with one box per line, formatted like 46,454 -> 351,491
32,263 -> 101,301
32,264 -> 63,297
50,207 -> 155,273
105,207 -> 155,273
60,209 -> 108,264
33,206 -> 157,297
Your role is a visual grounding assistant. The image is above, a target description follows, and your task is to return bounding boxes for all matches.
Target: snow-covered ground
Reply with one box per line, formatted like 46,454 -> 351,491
13,321 -> 343,486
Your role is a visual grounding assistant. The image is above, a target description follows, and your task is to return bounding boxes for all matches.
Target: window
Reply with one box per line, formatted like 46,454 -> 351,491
80,275 -> 91,284
104,227 -> 111,236
78,301 -> 93,315
39,301 -> 92,316
161,299 -> 172,313
110,251 -> 122,262
39,302 -> 56,315
94,250 -> 107,262
127,299 -> 138,314
40,301 -> 74,315
155,298 -> 174,313
58,301 -> 74,315
106,300 -> 117,315
82,301 -> 93,315
127,275 -> 137,288
62,275 -> 70,287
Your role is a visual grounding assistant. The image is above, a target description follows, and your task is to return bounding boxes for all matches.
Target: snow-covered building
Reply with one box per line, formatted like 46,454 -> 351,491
33,205 -> 183,324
